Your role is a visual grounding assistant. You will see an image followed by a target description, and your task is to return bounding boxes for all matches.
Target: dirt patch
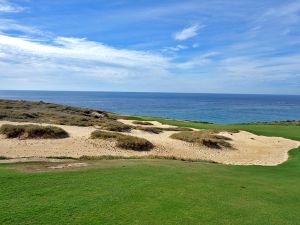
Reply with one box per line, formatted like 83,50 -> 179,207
47,162 -> 89,169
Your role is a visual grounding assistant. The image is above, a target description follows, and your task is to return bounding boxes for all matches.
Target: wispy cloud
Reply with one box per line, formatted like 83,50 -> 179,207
0,0 -> 24,13
0,33 -> 171,81
174,24 -> 202,41
0,19 -> 44,35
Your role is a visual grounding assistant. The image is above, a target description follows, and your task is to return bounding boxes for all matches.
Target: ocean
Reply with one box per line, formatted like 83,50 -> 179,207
0,90 -> 300,124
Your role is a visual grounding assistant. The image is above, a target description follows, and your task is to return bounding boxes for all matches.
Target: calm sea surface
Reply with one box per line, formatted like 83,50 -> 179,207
0,90 -> 300,124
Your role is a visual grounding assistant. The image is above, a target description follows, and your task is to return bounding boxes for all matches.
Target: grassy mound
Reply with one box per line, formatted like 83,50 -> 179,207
0,124 -> 69,139
135,126 -> 163,134
99,121 -> 132,132
91,130 -> 154,151
170,130 -> 233,149
90,130 -> 120,139
116,135 -> 154,151
132,121 -> 154,126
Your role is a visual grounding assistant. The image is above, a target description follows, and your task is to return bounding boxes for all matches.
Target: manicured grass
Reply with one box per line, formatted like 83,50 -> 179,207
0,116 -> 300,224
1,148 -> 300,225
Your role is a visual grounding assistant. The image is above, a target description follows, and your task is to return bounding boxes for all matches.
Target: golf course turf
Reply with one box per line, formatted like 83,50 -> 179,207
0,119 -> 300,224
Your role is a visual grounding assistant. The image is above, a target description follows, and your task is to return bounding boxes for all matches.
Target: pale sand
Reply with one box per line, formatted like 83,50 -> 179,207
0,120 -> 299,166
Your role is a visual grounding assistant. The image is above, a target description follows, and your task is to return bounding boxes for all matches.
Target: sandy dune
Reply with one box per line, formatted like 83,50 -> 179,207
0,120 -> 299,166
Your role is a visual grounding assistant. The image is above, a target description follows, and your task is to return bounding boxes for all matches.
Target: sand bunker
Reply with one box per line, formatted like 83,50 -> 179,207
0,120 -> 299,166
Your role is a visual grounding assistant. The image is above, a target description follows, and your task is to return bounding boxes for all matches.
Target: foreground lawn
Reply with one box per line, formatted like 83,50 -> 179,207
0,121 -> 300,225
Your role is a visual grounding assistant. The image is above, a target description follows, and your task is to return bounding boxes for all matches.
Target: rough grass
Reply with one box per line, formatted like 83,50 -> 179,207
90,130 -> 120,139
0,124 -> 69,139
132,121 -> 153,125
161,127 -> 193,131
116,135 -> 154,151
170,130 -> 233,149
135,126 -> 163,134
99,121 -> 132,132
91,130 -> 154,151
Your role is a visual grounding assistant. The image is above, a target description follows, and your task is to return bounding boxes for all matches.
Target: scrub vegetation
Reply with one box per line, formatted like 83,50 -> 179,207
91,130 -> 154,151
0,124 -> 69,139
171,130 -> 233,149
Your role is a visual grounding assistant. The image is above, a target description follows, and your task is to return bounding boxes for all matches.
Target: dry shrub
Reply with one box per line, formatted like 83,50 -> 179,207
99,121 -> 132,132
135,126 -> 163,134
0,124 -> 69,139
90,130 -> 120,139
116,135 -> 154,151
170,130 -> 233,149
90,130 -> 154,151
162,127 -> 193,132
132,121 -> 153,126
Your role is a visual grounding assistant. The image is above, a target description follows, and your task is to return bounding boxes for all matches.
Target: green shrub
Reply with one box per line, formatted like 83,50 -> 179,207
0,124 -> 69,139
132,121 -> 153,126
170,131 -> 233,149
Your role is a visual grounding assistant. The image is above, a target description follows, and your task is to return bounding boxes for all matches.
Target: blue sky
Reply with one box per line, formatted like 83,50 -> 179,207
0,0 -> 300,94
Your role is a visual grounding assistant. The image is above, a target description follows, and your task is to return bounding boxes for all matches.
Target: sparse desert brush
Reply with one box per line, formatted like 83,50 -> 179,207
162,127 -> 193,132
135,126 -> 163,134
99,121 -> 132,132
0,124 -> 69,139
0,99 -> 108,126
116,135 -> 154,151
91,130 -> 154,151
170,130 -> 233,149
0,156 -> 10,160
132,121 -> 153,126
90,130 -> 120,139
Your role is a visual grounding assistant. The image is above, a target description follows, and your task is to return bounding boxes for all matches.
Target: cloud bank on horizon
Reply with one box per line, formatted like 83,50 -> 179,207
0,0 -> 300,94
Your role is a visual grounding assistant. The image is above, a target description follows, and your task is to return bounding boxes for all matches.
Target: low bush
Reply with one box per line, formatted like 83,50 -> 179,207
0,124 -> 69,139
132,121 -> 153,126
100,121 -> 132,132
90,130 -> 120,139
162,127 -> 193,132
90,130 -> 154,151
116,135 -> 154,151
0,156 -> 10,160
136,126 -> 163,134
170,130 -> 233,149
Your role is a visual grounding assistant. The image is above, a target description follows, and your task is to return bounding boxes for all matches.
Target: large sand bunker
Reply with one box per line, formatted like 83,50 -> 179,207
0,120 -> 299,166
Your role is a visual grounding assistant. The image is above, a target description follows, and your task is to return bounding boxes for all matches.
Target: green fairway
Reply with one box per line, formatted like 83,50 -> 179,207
1,121 -> 300,225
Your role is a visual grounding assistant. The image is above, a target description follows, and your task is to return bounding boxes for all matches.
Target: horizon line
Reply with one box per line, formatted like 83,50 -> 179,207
0,89 -> 299,97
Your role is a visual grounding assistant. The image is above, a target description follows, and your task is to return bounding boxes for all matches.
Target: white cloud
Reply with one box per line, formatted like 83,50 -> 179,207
174,24 -> 202,41
0,0 -> 24,13
0,19 -> 44,35
162,44 -> 188,52
0,33 -> 172,82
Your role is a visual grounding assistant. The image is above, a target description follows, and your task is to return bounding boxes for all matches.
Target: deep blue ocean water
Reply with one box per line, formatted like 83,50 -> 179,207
0,90 -> 300,124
